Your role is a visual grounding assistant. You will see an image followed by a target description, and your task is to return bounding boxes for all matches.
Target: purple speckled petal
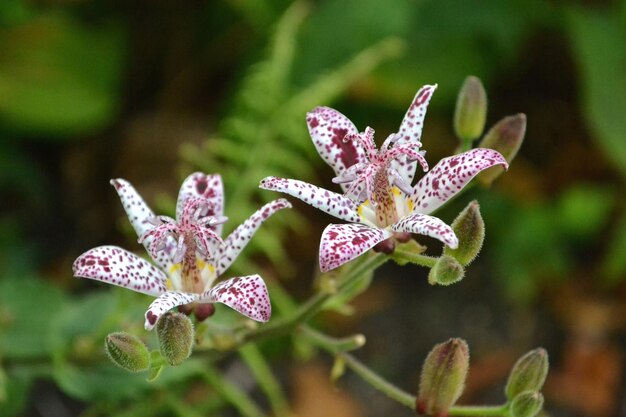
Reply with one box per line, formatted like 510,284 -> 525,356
306,106 -> 368,186
215,199 -> 291,275
176,172 -> 225,235
201,275 -> 271,322
319,224 -> 391,272
144,291 -> 199,330
392,84 -> 437,183
412,148 -> 508,215
391,213 -> 458,248
73,245 -> 168,296
110,178 -> 175,270
259,176 -> 362,223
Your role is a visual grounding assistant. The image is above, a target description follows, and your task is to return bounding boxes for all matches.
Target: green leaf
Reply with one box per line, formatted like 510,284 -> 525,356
568,8 -> 626,177
0,14 -> 124,137
0,277 -> 67,359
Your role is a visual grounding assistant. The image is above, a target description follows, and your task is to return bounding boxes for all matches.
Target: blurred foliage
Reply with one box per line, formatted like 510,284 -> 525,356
0,0 -> 625,416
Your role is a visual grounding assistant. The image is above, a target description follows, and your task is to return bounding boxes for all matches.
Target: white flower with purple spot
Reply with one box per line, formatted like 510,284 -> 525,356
260,85 -> 508,272
73,172 -> 291,330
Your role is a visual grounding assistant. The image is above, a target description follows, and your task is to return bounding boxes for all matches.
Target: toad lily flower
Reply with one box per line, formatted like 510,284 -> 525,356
260,85 -> 508,272
73,173 -> 291,330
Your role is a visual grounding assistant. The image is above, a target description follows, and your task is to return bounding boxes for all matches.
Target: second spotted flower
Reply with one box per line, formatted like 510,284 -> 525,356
260,85 -> 508,272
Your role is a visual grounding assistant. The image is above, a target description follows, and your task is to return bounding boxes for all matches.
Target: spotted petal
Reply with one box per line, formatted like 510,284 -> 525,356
412,148 -> 508,215
319,224 -> 391,272
392,213 -> 458,248
144,291 -> 199,330
259,176 -> 362,224
73,246 -> 168,296
215,199 -> 291,275
393,84 -> 437,184
201,275 -> 271,322
177,172 -> 225,235
110,178 -> 175,270
306,106 -> 368,186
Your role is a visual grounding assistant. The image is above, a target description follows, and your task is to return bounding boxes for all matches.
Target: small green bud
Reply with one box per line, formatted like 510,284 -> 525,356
417,338 -> 470,417
330,356 -> 346,384
478,113 -> 526,186
157,312 -> 194,366
510,392 -> 544,417
454,76 -> 488,142
444,201 -> 484,266
428,255 -> 465,286
105,332 -> 150,373
505,348 -> 549,400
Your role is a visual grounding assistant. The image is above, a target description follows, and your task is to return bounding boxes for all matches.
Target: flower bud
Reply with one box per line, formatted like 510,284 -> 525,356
417,338 -> 470,417
454,76 -> 487,142
330,356 -> 346,384
478,114 -> 526,186
505,348 -> 549,400
428,255 -> 465,286
157,312 -> 194,366
510,392 -> 544,417
105,332 -> 150,373
444,201 -> 484,266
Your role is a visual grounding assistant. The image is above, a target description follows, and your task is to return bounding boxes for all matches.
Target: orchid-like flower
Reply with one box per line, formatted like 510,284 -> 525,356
260,85 -> 508,272
73,172 -> 291,330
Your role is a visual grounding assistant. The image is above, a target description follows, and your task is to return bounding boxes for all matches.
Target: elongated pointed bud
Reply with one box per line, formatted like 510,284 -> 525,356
417,338 -> 470,417
157,312 -> 194,366
330,356 -> 346,384
510,392 -> 544,417
454,76 -> 488,143
505,348 -> 549,400
478,114 -> 526,186
428,255 -> 465,286
105,332 -> 150,373
444,201 -> 485,266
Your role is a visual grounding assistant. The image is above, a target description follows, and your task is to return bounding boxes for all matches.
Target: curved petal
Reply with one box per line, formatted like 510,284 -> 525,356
392,214 -> 458,248
306,106 -> 368,185
176,173 -> 225,235
145,291 -> 199,330
110,178 -> 176,270
319,224 -> 391,272
392,84 -> 437,183
215,199 -> 291,275
259,176 -> 362,223
412,148 -> 508,214
73,246 -> 168,296
201,275 -> 271,322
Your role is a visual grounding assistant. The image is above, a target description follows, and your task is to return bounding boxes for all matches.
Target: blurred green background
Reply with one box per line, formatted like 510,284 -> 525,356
1,0 -> 625,416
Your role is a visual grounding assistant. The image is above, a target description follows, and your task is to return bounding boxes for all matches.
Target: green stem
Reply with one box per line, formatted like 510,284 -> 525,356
449,405 -> 508,417
242,253 -> 387,344
392,248 -> 437,268
201,365 -> 265,417
239,344 -> 293,417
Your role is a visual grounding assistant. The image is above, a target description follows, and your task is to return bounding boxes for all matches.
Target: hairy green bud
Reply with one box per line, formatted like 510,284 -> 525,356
444,201 -> 485,266
417,338 -> 470,417
454,76 -> 488,142
510,392 -> 544,417
428,255 -> 465,286
478,113 -> 526,186
505,348 -> 549,400
105,332 -> 150,373
157,312 -> 194,366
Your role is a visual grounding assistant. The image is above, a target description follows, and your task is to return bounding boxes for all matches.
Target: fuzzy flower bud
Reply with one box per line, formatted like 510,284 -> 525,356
444,201 -> 485,266
510,392 -> 544,417
505,348 -> 549,400
454,76 -> 488,142
156,312 -> 194,366
417,338 -> 470,417
478,113 -> 526,186
105,332 -> 150,373
428,255 -> 465,286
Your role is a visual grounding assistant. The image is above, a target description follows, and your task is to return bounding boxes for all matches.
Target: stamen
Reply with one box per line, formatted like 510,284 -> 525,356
389,168 -> 414,196
172,235 -> 186,264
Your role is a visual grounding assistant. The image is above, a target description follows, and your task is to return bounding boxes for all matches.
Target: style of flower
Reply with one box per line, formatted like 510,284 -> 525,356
73,172 -> 291,330
260,85 -> 508,272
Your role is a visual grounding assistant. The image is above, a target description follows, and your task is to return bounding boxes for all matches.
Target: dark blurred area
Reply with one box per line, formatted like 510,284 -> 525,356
1,0 -> 625,416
